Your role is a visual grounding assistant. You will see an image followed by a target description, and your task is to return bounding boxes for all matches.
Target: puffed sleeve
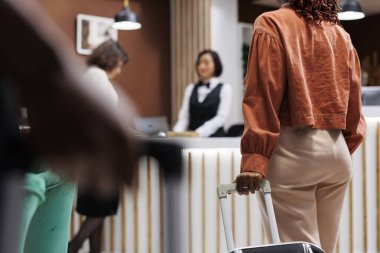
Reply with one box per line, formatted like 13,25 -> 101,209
240,26 -> 286,177
342,47 -> 366,154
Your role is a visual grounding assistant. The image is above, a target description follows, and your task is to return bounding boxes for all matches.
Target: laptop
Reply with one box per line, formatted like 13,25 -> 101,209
134,116 -> 169,136
362,86 -> 380,106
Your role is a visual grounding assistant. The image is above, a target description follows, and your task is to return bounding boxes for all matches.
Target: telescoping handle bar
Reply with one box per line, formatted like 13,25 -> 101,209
217,179 -> 281,252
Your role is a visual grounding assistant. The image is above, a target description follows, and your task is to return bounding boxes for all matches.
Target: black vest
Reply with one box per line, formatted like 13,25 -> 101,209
188,82 -> 225,137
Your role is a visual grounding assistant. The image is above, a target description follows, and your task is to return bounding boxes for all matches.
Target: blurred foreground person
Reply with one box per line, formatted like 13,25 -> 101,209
0,0 -> 139,252
69,40 -> 129,253
235,1 -> 366,253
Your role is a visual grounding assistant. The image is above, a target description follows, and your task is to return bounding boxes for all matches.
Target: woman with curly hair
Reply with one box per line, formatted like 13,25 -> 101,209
235,0 -> 366,252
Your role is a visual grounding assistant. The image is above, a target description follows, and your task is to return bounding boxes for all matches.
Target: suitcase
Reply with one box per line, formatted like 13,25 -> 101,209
217,180 -> 326,253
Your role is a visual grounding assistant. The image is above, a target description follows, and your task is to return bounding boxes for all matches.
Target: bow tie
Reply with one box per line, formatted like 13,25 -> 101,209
198,81 -> 210,88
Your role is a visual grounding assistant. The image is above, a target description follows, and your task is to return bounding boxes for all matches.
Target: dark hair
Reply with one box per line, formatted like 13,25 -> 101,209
196,50 -> 223,77
87,39 -> 129,71
287,0 -> 340,25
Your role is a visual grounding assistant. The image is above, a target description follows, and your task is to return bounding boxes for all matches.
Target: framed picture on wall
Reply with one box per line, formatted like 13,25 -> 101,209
76,14 -> 118,55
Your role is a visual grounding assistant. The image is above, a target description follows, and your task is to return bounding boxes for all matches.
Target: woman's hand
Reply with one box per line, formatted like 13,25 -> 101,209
235,172 -> 263,195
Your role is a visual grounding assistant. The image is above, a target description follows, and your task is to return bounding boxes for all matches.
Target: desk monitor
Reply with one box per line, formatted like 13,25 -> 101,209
134,116 -> 169,135
362,86 -> 380,106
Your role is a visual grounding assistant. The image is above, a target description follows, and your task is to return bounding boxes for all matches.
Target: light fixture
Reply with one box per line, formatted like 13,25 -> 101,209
113,0 -> 142,30
338,0 -> 365,21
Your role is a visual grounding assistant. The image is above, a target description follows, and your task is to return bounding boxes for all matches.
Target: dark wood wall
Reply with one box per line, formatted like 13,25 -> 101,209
37,0 -> 172,119
342,14 -> 380,59
239,0 -> 276,24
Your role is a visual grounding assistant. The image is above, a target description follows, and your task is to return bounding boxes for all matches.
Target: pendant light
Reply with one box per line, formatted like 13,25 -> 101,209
338,0 -> 365,21
113,0 -> 142,30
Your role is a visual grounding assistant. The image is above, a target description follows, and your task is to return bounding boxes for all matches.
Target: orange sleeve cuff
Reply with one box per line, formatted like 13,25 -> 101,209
241,153 -> 269,177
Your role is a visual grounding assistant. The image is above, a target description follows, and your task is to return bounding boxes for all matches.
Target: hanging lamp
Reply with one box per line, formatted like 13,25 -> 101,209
338,0 -> 365,21
113,0 -> 142,30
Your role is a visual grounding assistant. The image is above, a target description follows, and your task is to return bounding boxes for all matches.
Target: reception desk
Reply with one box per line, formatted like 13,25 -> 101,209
71,117 -> 380,253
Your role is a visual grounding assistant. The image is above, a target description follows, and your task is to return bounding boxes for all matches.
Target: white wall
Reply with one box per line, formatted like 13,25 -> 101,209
211,0 -> 244,129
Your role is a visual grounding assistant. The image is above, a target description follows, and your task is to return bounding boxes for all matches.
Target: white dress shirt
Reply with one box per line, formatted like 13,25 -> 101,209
83,66 -> 118,106
173,77 -> 232,137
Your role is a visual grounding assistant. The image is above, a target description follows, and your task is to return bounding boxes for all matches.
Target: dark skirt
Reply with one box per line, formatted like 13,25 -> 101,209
76,189 -> 119,217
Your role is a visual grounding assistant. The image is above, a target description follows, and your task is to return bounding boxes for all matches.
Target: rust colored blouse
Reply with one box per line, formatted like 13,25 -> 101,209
241,6 -> 367,176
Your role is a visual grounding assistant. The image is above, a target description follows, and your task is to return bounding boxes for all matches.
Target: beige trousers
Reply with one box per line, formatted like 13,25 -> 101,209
257,127 -> 352,253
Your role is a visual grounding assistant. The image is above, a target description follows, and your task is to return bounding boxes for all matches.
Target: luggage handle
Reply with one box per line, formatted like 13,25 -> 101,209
217,179 -> 281,252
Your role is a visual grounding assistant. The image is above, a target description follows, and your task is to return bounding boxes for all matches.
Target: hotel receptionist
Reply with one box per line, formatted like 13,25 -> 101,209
173,50 -> 232,137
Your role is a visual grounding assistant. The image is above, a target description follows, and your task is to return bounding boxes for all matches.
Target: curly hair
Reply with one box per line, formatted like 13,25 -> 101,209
87,39 -> 128,71
287,0 -> 340,25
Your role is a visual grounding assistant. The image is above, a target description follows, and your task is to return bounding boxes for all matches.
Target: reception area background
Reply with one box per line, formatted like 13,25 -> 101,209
33,0 -> 380,252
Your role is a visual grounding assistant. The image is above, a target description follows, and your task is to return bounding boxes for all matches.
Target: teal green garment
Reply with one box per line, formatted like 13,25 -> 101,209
19,169 -> 75,253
